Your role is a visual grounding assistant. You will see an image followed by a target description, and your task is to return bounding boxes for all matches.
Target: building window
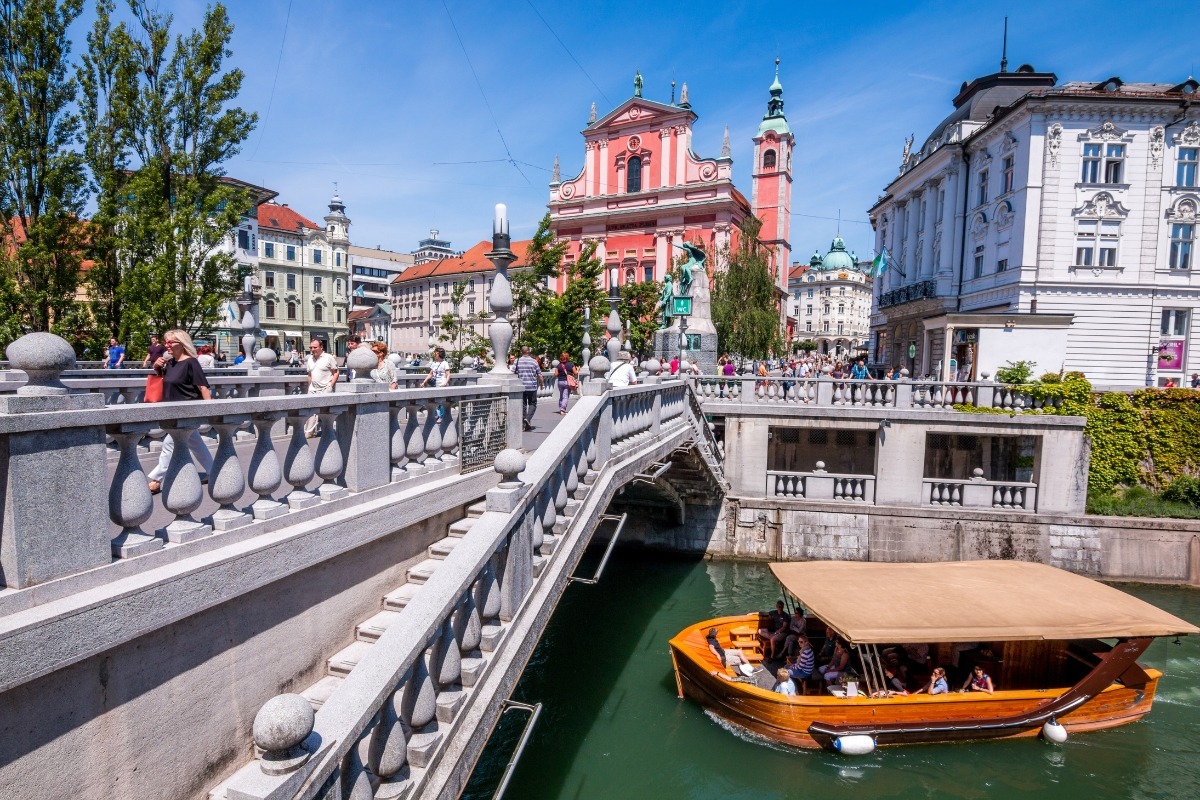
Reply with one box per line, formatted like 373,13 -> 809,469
977,169 -> 989,206
806,304 -> 812,315
644,265 -> 654,282
469,299 -> 475,315
313,249 -> 322,264
838,303 -> 845,314
823,287 -> 831,297
287,301 -> 296,320
265,271 -> 275,289
823,303 -> 830,314
839,287 -> 846,296
626,156 -> 642,193
805,321 -> 812,332
936,189 -> 945,222
822,321 -> 830,333
237,229 -> 250,250
973,246 -> 985,278
336,252 -> 342,267
264,242 -> 274,258
265,300 -> 275,318
286,273 -> 296,291
806,288 -> 813,298
1178,148 -> 1199,187
314,304 -> 323,322
314,276 -> 322,293
336,309 -> 342,323
1075,220 -> 1120,267
763,149 -> 776,169
997,258 -> 1009,272
1002,155 -> 1014,194
1170,223 -> 1194,270
469,279 -> 475,290
837,322 -> 844,334
1082,143 -> 1124,184
1162,309 -> 1190,336
286,244 -> 296,261
336,279 -> 342,295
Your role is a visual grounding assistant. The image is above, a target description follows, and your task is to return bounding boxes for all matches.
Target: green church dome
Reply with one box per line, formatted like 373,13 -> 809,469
817,236 -> 857,272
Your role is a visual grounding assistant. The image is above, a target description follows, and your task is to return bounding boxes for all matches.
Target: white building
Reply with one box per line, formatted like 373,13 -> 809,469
787,237 -> 873,357
411,230 -> 463,265
349,245 -> 413,310
868,65 -> 1200,386
213,178 -> 278,357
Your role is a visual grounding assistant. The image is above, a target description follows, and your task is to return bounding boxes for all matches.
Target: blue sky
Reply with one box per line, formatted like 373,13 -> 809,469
83,0 -> 1198,263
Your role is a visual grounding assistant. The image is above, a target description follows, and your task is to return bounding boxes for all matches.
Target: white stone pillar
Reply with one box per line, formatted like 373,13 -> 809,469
655,231 -> 668,280
584,142 -> 596,197
905,192 -> 920,283
920,184 -> 935,277
674,126 -> 687,187
597,140 -> 609,196
659,128 -> 672,187
940,172 -> 958,283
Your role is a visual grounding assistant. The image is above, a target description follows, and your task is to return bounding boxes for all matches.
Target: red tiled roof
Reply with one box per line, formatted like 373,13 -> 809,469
391,239 -> 531,285
788,264 -> 810,281
257,202 -> 321,232
347,308 -> 373,321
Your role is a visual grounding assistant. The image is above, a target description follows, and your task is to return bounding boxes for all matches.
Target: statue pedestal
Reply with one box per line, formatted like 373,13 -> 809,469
654,328 -> 718,375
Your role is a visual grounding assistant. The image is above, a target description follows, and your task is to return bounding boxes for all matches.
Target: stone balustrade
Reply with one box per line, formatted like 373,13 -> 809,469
212,380 -> 695,800
767,467 -> 875,503
923,474 -> 1037,511
692,375 -> 1061,412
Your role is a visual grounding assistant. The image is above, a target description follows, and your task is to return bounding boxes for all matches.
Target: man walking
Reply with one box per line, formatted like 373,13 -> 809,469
142,334 -> 166,368
105,337 -> 125,369
606,351 -> 638,387
515,346 -> 544,431
305,338 -> 339,438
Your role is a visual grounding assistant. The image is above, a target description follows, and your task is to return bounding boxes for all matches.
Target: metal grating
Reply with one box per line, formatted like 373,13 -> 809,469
458,397 -> 508,473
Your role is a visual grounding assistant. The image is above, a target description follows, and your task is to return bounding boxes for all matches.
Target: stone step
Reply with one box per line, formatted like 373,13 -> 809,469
428,538 -> 458,560
328,640 -> 374,677
480,622 -> 504,653
466,501 -> 486,518
357,609 -> 402,642
383,583 -> 421,611
448,518 -> 476,538
563,499 -> 582,517
406,559 -> 440,585
582,470 -> 598,486
301,675 -> 344,710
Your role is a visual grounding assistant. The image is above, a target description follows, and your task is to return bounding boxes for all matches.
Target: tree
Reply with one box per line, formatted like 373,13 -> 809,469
512,213 -> 566,349
618,278 -> 661,360
0,0 -> 89,349
555,240 -> 609,362
436,279 -> 488,368
712,218 -> 783,364
77,0 -> 137,356
104,1 -> 257,346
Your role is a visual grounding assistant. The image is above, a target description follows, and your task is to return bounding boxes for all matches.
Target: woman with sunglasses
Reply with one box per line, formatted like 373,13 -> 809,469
146,329 -> 214,494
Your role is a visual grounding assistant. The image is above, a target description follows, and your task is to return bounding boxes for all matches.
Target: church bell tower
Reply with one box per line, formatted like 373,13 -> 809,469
751,59 -> 794,289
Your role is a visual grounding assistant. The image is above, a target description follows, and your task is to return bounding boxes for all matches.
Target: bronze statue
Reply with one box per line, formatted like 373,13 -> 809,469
659,274 -> 674,330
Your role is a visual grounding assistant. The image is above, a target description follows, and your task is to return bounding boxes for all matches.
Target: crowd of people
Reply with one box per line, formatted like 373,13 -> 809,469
706,602 -> 998,699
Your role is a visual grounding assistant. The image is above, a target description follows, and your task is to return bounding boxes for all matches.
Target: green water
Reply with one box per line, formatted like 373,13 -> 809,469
464,551 -> 1200,800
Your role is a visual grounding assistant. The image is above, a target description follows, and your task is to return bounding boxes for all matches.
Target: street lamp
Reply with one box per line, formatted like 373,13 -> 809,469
485,203 -> 515,373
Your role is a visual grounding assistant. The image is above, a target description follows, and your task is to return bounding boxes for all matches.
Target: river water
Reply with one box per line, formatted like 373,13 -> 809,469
464,551 -> 1200,800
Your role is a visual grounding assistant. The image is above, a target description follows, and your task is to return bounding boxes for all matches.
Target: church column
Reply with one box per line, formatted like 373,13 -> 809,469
584,142 -> 596,197
654,231 -> 669,281
674,125 -> 687,187
597,140 -> 609,196
659,128 -> 672,188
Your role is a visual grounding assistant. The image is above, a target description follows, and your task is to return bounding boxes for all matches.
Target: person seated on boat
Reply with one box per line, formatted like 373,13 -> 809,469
881,649 -> 911,689
950,641 -> 980,668
884,666 -> 909,694
914,667 -> 950,695
816,626 -> 838,665
961,665 -> 995,695
787,637 -> 816,683
772,668 -> 797,697
820,640 -> 850,684
757,601 -> 788,660
781,609 -> 807,658
706,627 -> 750,671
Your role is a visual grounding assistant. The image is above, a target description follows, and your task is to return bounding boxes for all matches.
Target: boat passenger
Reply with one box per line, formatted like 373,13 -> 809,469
772,668 -> 797,697
705,628 -> 749,670
961,665 -> 995,695
781,609 -> 807,658
914,667 -> 949,695
758,601 -> 788,659
816,627 -> 837,664
820,640 -> 850,684
787,638 -> 816,684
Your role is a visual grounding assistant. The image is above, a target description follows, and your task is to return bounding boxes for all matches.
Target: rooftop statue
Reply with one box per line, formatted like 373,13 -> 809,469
634,70 -> 643,98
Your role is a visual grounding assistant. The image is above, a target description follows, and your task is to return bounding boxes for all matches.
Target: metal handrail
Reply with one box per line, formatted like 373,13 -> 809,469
568,513 -> 627,585
492,700 -> 544,800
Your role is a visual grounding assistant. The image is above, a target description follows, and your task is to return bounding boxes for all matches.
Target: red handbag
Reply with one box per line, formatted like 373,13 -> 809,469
145,373 -> 163,403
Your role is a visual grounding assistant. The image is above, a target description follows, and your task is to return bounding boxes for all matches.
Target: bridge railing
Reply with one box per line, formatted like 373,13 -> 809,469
213,380 -> 694,800
690,376 -> 1061,412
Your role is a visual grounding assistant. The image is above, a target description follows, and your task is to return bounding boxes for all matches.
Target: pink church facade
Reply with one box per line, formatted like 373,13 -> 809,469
548,67 -> 792,294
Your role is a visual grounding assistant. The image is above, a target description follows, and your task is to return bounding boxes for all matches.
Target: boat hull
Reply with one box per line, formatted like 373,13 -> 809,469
670,615 -> 1160,749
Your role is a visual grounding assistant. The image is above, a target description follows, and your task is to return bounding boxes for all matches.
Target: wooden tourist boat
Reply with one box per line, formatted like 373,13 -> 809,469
668,561 -> 1199,752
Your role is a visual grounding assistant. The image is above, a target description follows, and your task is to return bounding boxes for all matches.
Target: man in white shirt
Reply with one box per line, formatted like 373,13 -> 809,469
606,352 -> 638,387
305,338 -> 339,438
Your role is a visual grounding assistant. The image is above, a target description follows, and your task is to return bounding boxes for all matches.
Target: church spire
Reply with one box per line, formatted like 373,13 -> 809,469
588,101 -> 596,125
551,153 -> 560,184
679,81 -> 690,109
720,125 -> 731,159
757,58 -> 791,136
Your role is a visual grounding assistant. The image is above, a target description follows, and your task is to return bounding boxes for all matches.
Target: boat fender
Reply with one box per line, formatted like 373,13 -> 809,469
1042,720 -> 1068,744
833,735 -> 876,755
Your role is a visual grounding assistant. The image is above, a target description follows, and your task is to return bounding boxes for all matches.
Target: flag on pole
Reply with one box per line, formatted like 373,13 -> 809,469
873,247 -> 889,277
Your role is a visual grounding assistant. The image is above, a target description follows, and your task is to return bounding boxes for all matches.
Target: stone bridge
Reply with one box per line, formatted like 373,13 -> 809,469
0,335 -> 723,800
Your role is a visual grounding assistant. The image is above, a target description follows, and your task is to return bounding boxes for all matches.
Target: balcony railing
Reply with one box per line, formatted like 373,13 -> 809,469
767,467 -> 875,502
923,474 -> 1037,511
878,278 -> 938,309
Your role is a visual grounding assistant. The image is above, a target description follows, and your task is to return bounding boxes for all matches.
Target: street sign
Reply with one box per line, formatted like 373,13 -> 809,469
671,296 -> 693,316
908,343 -> 917,358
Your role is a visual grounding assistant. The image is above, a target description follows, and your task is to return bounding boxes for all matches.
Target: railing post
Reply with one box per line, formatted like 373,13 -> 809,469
595,397 -> 614,465
651,388 -> 662,435
895,371 -> 913,408
338,396 -> 391,493
488,449 -> 531,623
976,372 -> 995,409
0,334 -> 109,588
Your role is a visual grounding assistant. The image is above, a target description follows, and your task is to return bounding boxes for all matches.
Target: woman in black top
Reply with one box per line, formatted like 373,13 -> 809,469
147,329 -> 215,493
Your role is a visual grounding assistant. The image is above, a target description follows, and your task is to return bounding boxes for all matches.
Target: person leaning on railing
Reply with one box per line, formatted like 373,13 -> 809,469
146,329 -> 215,495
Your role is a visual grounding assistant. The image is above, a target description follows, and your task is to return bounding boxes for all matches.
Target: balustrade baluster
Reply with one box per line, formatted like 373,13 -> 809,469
429,618 -> 462,690
341,730 -> 375,800
370,688 -> 409,782
389,404 -> 408,481
399,656 -> 437,732
209,416 -> 251,530
539,487 -> 557,551
553,468 -> 569,532
159,420 -> 213,543
853,480 -> 863,500
281,411 -> 319,510
474,558 -> 503,626
439,402 -> 459,463
314,408 -> 347,501
453,589 -> 483,655
404,402 -> 426,475
422,401 -> 443,466
248,412 -> 286,519
934,484 -> 944,504
108,425 -> 161,556
564,446 -> 580,498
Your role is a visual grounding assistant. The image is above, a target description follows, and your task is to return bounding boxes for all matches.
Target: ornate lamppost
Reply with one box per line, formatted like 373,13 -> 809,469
485,204 -> 515,373
237,274 -> 262,367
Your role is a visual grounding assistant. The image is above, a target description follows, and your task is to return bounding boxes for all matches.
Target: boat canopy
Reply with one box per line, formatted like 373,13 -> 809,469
769,560 -> 1200,644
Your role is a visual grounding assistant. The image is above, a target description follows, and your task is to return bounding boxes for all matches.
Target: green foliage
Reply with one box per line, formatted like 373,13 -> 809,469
1161,475 -> 1200,507
1086,485 -> 1200,520
0,0 -> 90,350
795,339 -> 818,353
994,359 -> 1036,385
618,278 -> 661,360
512,213 -> 566,349
435,280 -> 488,369
712,217 -> 783,361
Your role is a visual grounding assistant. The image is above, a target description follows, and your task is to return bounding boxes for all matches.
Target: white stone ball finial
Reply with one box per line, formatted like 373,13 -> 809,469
6,332 -> 76,395
253,693 -> 314,775
494,448 -> 526,486
256,347 -> 277,368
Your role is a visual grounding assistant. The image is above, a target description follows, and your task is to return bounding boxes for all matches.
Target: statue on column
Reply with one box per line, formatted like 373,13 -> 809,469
658,273 -> 674,330
676,241 -> 715,335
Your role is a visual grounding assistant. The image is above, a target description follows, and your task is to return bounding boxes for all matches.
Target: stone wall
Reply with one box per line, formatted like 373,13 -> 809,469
0,505 -> 464,800
621,495 -> 1200,586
